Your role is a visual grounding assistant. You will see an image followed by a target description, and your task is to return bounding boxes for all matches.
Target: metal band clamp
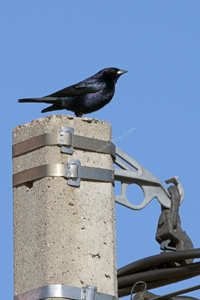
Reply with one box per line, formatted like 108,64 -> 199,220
12,127 -> 116,158
14,284 -> 117,300
13,159 -> 114,187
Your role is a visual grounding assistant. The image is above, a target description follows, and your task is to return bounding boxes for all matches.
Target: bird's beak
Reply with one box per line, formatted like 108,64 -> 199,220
117,69 -> 128,75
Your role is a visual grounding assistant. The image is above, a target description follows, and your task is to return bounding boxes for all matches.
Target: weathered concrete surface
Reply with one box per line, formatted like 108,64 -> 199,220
13,115 -> 117,299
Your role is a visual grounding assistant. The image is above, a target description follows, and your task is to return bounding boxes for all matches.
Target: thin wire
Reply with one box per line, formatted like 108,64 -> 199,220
173,297 -> 199,300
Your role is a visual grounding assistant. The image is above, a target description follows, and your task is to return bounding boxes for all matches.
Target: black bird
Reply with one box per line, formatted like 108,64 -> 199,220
18,67 -> 127,117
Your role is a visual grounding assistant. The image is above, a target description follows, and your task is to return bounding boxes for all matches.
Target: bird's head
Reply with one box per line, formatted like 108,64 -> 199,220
101,68 -> 128,83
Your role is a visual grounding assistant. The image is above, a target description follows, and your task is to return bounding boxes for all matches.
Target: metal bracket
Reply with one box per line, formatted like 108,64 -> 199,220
83,285 -> 97,300
59,126 -> 74,154
13,159 -> 114,187
14,284 -> 117,300
114,147 -> 184,210
67,159 -> 81,186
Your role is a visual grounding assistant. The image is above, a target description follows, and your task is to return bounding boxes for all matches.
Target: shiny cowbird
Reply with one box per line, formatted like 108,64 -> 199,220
18,67 -> 127,117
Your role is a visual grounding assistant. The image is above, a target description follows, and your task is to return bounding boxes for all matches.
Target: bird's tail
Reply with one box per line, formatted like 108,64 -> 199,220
18,97 -> 58,103
41,105 -> 63,113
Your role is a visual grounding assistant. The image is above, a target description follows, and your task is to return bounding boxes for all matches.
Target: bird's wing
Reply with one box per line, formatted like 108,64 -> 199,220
47,80 -> 105,97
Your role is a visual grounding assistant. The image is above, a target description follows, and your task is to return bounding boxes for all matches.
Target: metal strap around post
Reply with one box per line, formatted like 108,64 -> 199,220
13,164 -> 66,187
12,132 -> 59,158
12,127 -> 116,158
14,285 -> 117,300
72,134 -> 116,157
12,160 -> 114,188
14,285 -> 82,300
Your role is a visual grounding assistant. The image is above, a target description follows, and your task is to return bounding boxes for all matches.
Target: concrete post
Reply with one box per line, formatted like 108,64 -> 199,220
13,115 -> 117,299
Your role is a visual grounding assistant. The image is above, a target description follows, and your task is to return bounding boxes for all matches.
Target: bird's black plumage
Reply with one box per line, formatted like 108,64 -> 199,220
18,67 -> 127,117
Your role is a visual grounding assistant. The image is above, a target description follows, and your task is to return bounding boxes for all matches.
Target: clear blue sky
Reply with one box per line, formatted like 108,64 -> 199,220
1,1 -> 200,298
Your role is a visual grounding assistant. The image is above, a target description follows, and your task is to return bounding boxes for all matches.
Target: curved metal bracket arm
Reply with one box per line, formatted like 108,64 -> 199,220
114,147 -> 184,210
